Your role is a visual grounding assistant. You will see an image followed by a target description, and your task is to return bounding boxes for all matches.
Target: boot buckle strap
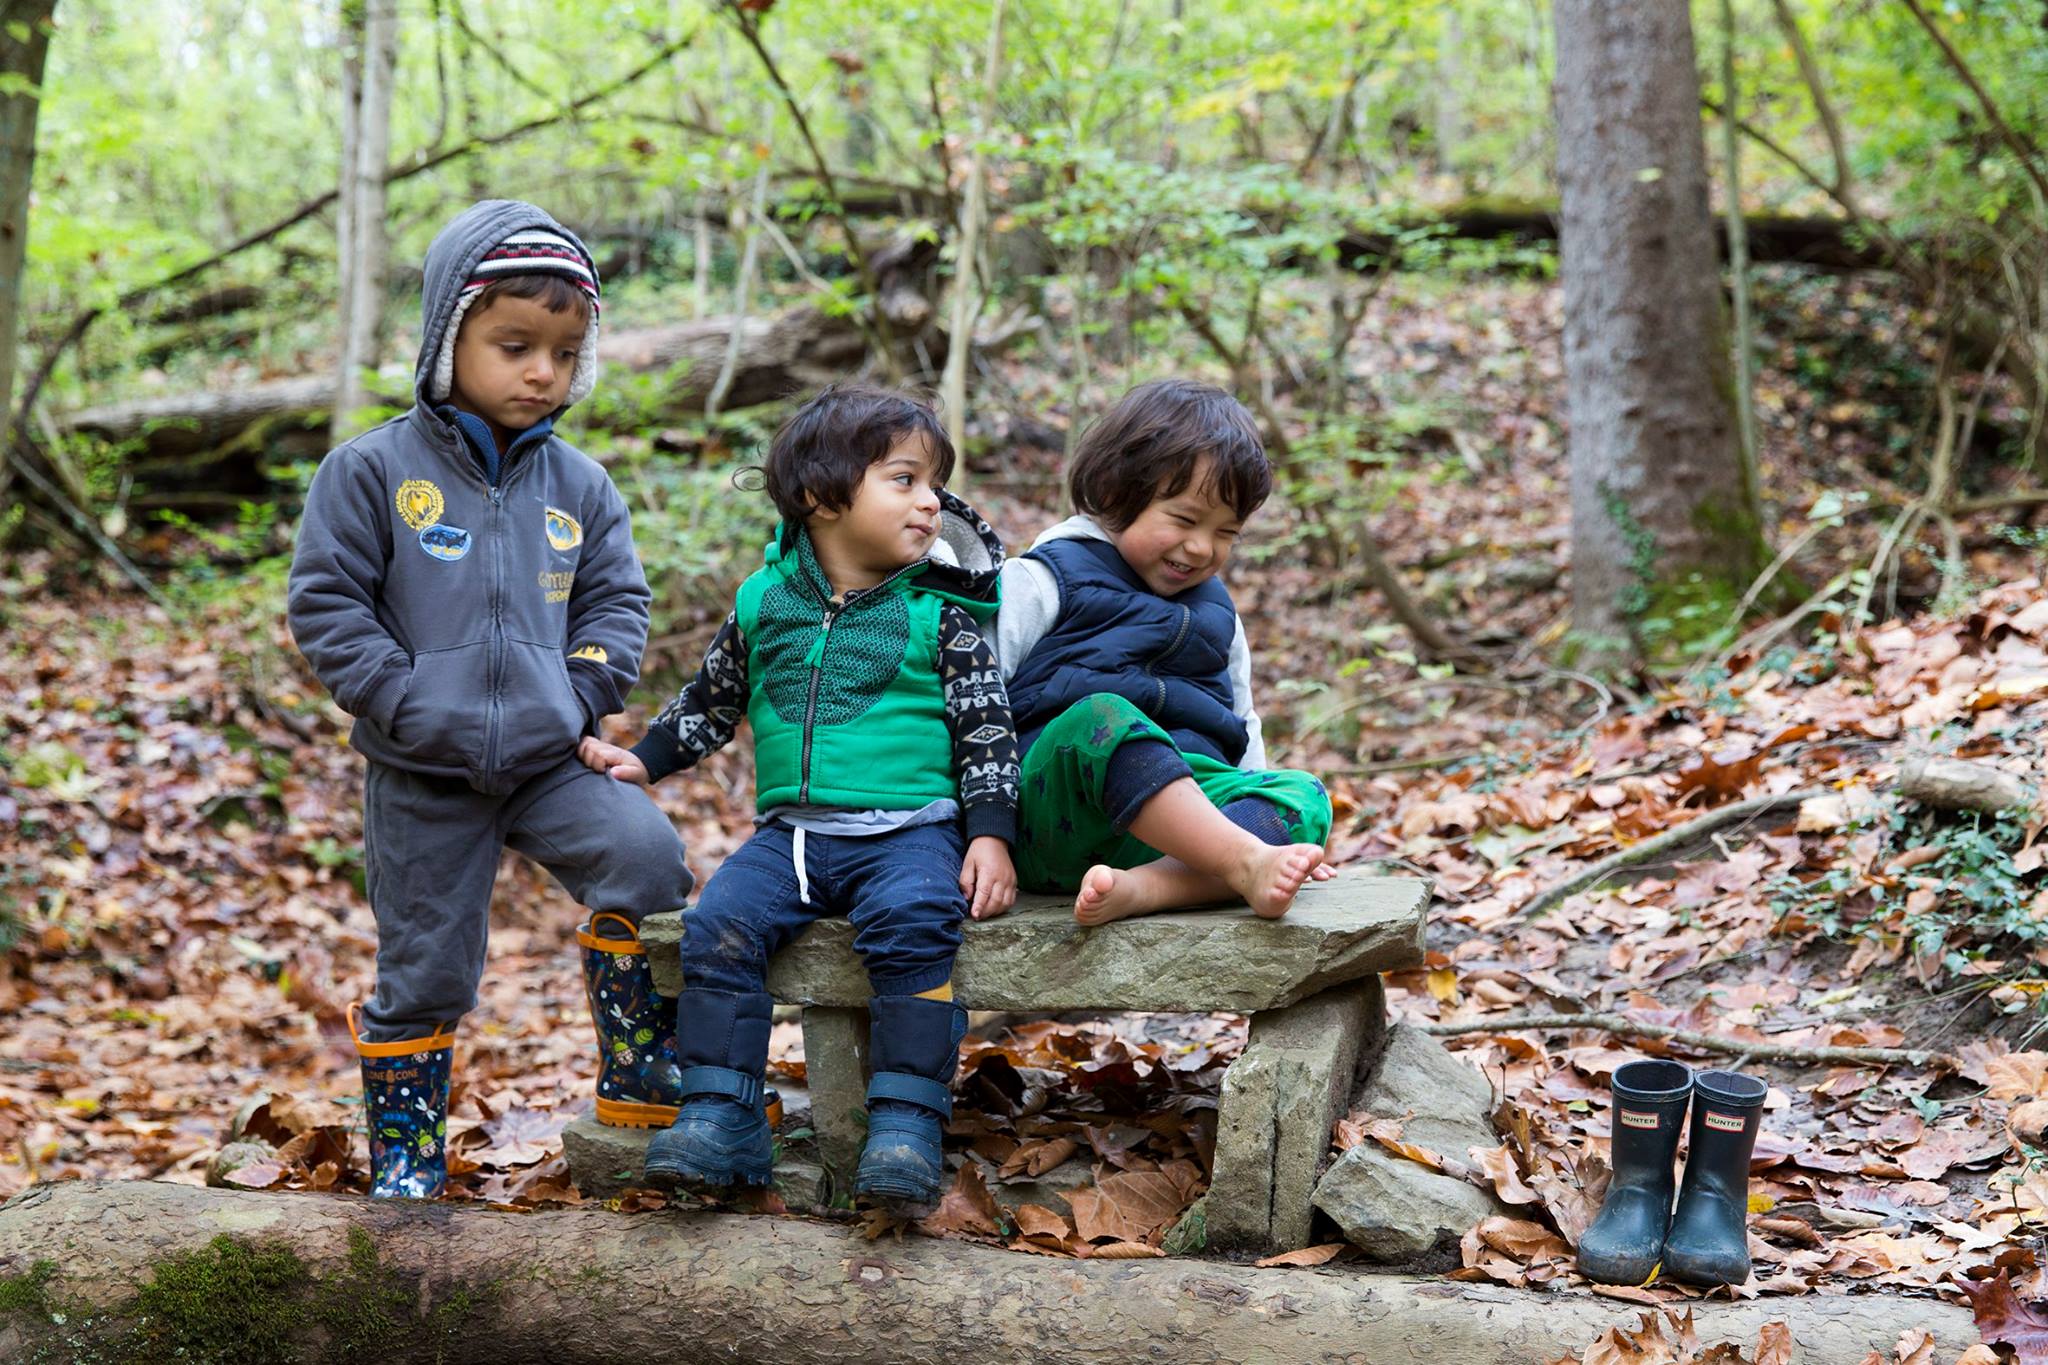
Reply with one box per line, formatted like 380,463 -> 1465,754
866,1071 -> 952,1118
678,1065 -> 763,1106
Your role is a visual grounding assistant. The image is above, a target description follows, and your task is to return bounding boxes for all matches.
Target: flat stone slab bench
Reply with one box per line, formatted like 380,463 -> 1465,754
634,874 -> 1428,1252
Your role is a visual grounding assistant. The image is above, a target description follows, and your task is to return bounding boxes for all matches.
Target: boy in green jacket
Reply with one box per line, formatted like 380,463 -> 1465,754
579,385 -> 1018,1214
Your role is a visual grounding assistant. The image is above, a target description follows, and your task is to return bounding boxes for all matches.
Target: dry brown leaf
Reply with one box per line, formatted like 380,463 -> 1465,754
1067,1169 -> 1189,1244
1081,1240 -> 1165,1259
1753,1321 -> 1794,1365
1984,1051 -> 2048,1102
1253,1242 -> 1348,1268
1470,1142 -> 1541,1205
918,1160 -> 1008,1239
1013,1202 -> 1071,1240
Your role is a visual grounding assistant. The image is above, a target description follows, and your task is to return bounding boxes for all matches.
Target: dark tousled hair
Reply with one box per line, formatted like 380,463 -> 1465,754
1066,379 -> 1272,531
751,384 -> 956,524
470,273 -> 592,321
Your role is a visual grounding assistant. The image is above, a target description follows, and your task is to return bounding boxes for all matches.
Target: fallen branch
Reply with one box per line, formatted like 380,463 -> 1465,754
1421,1011 -> 1958,1071
0,1180 -> 1978,1362
3,447 -> 172,609
1512,789 -> 1822,921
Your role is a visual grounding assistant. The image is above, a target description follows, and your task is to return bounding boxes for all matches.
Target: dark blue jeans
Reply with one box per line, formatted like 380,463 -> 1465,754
682,821 -> 966,997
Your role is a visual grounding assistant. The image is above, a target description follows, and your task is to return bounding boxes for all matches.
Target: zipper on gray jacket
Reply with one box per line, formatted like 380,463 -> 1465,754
483,484 -> 505,787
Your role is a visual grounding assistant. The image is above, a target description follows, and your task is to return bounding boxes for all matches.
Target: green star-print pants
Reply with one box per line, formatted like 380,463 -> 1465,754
1013,693 -> 1333,892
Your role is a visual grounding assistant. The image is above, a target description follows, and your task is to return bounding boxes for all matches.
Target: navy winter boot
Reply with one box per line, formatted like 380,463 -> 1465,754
856,994 -> 966,1217
642,988 -> 775,1192
1576,1059 -> 1692,1285
349,1003 -> 454,1200
1661,1069 -> 1768,1288
577,914 -> 686,1128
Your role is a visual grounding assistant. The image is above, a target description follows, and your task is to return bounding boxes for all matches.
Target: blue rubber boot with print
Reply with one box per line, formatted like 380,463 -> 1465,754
349,1003 -> 454,1200
642,988 -> 775,1192
577,914 -> 687,1128
855,994 -> 966,1217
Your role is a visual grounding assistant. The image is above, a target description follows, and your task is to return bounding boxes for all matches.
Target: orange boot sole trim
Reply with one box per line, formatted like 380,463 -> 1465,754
595,1092 -> 784,1131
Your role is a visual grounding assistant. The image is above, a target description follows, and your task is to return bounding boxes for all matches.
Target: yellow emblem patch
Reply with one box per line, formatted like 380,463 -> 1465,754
545,506 -> 583,552
395,480 -> 445,532
568,644 -> 608,664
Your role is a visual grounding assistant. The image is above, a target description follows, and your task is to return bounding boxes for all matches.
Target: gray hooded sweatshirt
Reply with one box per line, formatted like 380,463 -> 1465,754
287,200 -> 651,796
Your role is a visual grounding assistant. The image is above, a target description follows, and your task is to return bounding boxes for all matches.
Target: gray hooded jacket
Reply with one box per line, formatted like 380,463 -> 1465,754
287,199 -> 651,795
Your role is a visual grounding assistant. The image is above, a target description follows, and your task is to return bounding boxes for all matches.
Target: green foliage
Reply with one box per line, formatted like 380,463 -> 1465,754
1769,797 -> 2044,974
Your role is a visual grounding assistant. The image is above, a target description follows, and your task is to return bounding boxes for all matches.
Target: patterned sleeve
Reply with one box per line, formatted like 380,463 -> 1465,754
938,603 -> 1021,844
629,612 -> 749,784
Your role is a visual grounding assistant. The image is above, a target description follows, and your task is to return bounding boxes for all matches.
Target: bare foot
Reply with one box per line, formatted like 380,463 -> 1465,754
1228,843 -> 1324,919
1073,863 -> 1171,926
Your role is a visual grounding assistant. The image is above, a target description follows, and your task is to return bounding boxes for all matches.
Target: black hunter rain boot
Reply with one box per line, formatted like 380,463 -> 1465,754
1576,1059 -> 1693,1285
1661,1068 -> 1768,1288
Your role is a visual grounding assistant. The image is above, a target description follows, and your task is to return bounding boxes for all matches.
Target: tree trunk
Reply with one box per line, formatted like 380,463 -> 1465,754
938,0 -> 1007,475
0,0 -> 53,506
333,0 -> 398,441
1553,0 -> 1771,666
0,1181 -> 1978,1364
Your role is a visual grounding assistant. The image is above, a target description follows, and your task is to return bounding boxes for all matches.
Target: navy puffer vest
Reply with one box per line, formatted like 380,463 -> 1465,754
1007,537 -> 1248,765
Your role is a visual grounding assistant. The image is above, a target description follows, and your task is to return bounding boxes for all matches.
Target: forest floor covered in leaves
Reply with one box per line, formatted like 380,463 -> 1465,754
6,270 -> 2048,1358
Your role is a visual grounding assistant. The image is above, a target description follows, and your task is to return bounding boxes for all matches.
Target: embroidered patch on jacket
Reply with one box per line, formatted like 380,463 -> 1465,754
396,480 -> 445,532
418,523 -> 473,562
545,506 -> 583,552
569,643 -> 608,663
1703,1111 -> 1747,1133
1618,1109 -> 1661,1130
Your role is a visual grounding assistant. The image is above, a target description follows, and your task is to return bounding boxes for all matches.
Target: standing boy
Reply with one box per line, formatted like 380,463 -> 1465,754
289,199 -> 693,1198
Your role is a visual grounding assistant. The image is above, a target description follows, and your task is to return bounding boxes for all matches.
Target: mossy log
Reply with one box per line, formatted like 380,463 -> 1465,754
0,1180 -> 1978,1364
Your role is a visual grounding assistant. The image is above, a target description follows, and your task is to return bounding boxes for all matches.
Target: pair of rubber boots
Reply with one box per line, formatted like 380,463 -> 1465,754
351,914 -> 716,1199
1576,1059 -> 1767,1287
642,989 -> 962,1217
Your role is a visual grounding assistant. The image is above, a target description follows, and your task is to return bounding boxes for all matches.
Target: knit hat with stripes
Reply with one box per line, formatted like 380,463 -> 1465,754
428,226 -> 603,407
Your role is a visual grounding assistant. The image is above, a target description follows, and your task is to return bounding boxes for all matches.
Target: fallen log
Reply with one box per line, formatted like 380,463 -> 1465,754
0,1180 -> 1978,1363
57,306 -> 868,459
1898,753 -> 2037,815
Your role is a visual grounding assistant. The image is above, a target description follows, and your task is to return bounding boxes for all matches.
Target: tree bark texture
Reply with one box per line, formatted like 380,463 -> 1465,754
333,0 -> 398,442
0,0 -> 53,486
0,1181 -> 1978,1364
1553,0 -> 1770,663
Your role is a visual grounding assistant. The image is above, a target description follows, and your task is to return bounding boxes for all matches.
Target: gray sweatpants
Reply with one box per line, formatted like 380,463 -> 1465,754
360,754 -> 694,1041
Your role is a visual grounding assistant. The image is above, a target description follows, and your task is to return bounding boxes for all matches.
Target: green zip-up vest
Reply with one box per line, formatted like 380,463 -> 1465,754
734,522 -> 994,812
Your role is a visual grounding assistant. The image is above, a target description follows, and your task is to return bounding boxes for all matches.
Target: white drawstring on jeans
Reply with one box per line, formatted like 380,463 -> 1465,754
792,826 -> 813,905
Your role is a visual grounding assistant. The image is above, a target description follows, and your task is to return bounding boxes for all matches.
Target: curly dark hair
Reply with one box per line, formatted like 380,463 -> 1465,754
1066,379 -> 1271,530
751,384 -> 956,523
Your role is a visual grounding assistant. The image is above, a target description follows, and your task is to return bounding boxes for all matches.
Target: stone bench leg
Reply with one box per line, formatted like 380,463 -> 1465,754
800,1004 -> 870,1198
1204,977 -> 1387,1254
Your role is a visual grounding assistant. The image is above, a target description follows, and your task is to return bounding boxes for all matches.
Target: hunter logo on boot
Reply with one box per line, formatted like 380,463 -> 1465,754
1704,1111 -> 1747,1132
1619,1109 -> 1661,1129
